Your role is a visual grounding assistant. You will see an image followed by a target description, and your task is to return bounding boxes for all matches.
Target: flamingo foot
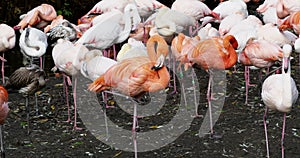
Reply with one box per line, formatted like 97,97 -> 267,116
64,118 -> 71,123
192,114 -> 203,118
73,126 -> 83,131
105,105 -> 115,109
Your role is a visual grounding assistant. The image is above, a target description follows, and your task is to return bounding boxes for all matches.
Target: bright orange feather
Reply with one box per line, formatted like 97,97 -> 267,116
88,35 -> 170,97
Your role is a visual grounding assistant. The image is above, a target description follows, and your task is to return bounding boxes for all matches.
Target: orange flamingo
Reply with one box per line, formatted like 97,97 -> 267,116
88,35 -> 170,158
0,86 -> 8,158
173,33 -> 238,135
13,4 -> 57,30
278,11 -> 300,35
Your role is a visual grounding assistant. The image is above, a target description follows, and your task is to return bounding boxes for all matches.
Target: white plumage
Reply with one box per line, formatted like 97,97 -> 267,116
261,44 -> 298,112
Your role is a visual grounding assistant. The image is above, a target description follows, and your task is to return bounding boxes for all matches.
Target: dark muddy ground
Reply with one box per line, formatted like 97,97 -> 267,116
2,1 -> 300,158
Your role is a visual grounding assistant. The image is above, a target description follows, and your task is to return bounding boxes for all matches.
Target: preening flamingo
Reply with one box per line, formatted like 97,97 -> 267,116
261,44 -> 299,158
134,0 -> 166,19
154,7 -> 196,37
19,27 -> 48,68
278,11 -> 300,35
201,0 -> 248,27
239,39 -> 283,104
257,23 -> 297,47
197,23 -> 220,40
172,33 -> 238,135
52,39 -> 89,130
171,0 -> 220,21
13,4 -> 57,30
276,0 -> 300,19
88,35 -> 170,158
81,49 -> 117,81
76,3 -> 141,52
78,0 -> 134,24
0,86 -> 8,158
5,64 -> 46,134
116,38 -> 148,62
0,24 -> 16,84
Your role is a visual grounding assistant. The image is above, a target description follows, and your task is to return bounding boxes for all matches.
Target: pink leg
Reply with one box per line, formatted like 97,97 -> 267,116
1,53 -> 5,85
244,66 -> 256,104
63,74 -> 71,123
132,103 -> 138,158
192,69 -> 201,118
263,107 -> 270,158
207,73 -> 214,135
281,113 -> 286,158
73,77 -> 82,130
103,91 -> 115,108
40,56 -> 43,69
113,45 -> 116,61
171,55 -> 178,94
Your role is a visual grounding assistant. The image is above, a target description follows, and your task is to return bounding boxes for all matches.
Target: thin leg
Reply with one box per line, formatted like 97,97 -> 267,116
1,53 -> 5,85
263,107 -> 270,158
102,93 -> 110,140
179,66 -> 187,107
39,56 -> 43,69
0,125 -> 5,158
34,93 -> 38,115
192,69 -> 201,118
113,45 -> 116,61
132,103 -> 138,158
245,66 -> 249,104
73,77 -> 82,130
207,74 -> 213,135
63,75 -> 71,123
172,55 -> 177,94
281,113 -> 286,158
26,96 -> 30,135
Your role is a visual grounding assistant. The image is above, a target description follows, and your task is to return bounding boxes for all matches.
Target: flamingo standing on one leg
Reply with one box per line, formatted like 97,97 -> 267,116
52,39 -> 89,130
0,86 -> 9,158
88,35 -> 170,158
19,27 -> 48,69
0,24 -> 16,84
173,33 -> 238,136
239,39 -> 284,104
5,64 -> 46,134
261,44 -> 299,158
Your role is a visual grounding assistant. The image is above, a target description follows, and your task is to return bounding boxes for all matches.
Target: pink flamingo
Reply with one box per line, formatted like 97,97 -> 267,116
13,4 -> 57,30
0,24 -> 16,84
52,39 -> 89,130
239,39 -> 283,104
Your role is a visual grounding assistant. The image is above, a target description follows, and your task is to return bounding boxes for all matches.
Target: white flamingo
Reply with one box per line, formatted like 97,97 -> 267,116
76,3 -> 141,59
0,24 -> 16,84
19,27 -> 48,68
261,44 -> 299,158
52,39 -> 89,130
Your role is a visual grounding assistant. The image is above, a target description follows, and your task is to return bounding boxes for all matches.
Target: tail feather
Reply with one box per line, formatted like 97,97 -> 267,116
88,76 -> 109,92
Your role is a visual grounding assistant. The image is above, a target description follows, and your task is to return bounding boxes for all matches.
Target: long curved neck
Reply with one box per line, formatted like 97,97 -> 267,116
148,66 -> 170,92
223,35 -> 238,68
146,35 -> 168,62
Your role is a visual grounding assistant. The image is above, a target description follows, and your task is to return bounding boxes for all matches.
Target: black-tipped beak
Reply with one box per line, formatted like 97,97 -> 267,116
283,56 -> 289,73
